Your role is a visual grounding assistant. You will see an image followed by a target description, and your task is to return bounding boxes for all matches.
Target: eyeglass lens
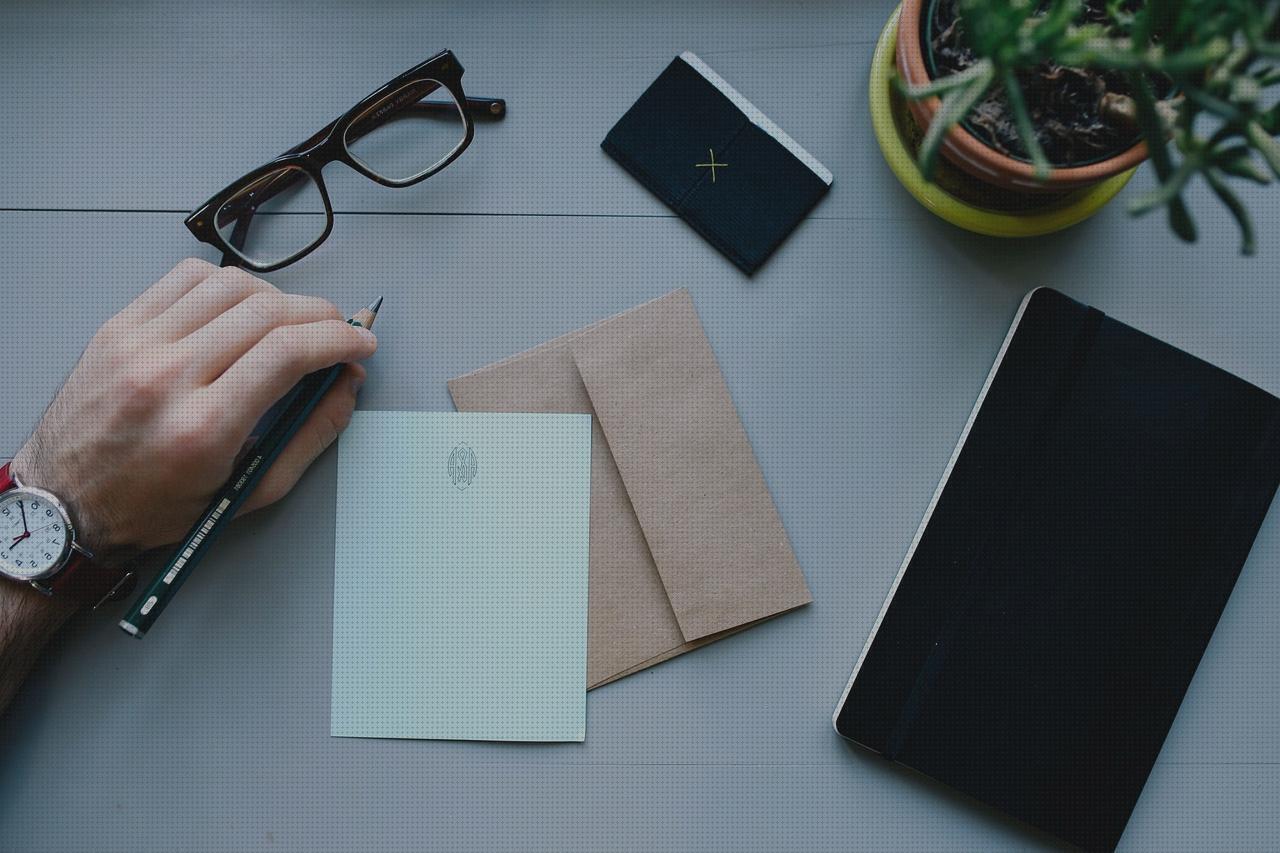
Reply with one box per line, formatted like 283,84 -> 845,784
214,165 -> 328,268
343,78 -> 468,185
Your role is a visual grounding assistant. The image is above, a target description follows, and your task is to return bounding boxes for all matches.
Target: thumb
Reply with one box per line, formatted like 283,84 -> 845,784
238,363 -> 366,515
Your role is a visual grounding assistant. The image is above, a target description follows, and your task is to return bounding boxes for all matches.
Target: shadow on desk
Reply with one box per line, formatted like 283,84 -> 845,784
833,735 -> 1075,852
906,198 -> 1110,302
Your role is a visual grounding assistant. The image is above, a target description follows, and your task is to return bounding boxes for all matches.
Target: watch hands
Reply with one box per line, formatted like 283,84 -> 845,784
5,501 -> 35,548
23,521 -> 60,536
5,519 -> 60,551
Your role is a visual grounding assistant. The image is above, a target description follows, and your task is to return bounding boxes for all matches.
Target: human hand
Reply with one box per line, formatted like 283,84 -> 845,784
10,259 -> 377,566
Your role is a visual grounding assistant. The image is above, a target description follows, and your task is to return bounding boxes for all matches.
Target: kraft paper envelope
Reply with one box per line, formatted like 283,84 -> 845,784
448,289 -> 811,688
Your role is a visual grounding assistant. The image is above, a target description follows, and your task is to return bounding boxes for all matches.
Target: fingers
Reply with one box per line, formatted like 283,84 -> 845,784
114,258 -> 220,326
209,318 -> 377,431
238,364 -> 365,514
176,290 -> 343,383
147,266 -> 275,341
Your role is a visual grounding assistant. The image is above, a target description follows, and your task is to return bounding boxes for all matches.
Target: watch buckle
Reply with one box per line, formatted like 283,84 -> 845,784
93,571 -> 136,611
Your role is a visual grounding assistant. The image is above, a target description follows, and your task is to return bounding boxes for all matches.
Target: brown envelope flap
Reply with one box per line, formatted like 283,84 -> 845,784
448,334 -> 690,687
570,289 -> 811,642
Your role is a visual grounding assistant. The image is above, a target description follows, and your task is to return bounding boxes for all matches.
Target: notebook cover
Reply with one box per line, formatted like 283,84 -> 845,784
602,52 -> 832,274
833,288 -> 1280,851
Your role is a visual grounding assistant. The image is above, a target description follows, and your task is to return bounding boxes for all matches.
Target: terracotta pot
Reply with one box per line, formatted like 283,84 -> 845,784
895,0 -> 1149,192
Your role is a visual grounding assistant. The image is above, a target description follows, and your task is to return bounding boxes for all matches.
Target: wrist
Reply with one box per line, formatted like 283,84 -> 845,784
10,440 -> 134,569
0,571 -> 77,627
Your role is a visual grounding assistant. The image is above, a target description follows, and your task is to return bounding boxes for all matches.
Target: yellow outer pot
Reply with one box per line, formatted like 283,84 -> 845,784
870,6 -> 1138,237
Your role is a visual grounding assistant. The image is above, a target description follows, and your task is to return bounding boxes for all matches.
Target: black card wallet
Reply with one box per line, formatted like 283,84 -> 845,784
834,289 -> 1280,851
602,52 -> 832,274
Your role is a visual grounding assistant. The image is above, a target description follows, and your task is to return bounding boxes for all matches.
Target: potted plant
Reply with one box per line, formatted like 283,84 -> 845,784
870,0 -> 1280,251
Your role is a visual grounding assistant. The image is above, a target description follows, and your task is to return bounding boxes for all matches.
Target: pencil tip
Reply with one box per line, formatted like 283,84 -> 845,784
369,296 -> 384,314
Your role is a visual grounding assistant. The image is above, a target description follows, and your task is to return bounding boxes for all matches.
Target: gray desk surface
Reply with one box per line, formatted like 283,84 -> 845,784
2,2 -> 1279,851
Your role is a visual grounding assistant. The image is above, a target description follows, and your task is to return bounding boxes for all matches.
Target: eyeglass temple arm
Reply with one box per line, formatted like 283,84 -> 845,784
217,94 -> 506,262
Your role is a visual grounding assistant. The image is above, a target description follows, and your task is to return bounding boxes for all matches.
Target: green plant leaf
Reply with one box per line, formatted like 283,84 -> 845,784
1149,37 -> 1233,73
1105,0 -> 1136,28
1232,77 -> 1262,104
1186,88 -> 1244,123
1059,36 -> 1145,68
917,62 -> 997,181
1209,44 -> 1253,87
1031,0 -> 1082,46
1128,157 -> 1198,215
1126,71 -> 1178,176
1205,169 -> 1257,255
896,58 -> 996,100
1168,199 -> 1199,244
1247,121 -> 1280,177
1001,69 -> 1053,181
1215,148 -> 1274,183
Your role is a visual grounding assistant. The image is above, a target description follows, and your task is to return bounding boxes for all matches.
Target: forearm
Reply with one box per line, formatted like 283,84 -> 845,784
0,582 -> 75,716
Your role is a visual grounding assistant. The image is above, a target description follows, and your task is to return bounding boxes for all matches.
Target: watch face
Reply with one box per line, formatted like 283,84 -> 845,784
0,488 -> 72,580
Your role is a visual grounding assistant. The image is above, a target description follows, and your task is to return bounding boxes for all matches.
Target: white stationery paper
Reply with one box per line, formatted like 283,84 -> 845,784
331,412 -> 591,742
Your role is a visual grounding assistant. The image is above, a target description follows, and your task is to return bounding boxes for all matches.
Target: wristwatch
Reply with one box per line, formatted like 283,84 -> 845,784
0,462 -> 133,606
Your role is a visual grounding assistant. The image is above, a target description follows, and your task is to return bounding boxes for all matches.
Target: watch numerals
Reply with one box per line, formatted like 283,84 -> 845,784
0,491 -> 71,578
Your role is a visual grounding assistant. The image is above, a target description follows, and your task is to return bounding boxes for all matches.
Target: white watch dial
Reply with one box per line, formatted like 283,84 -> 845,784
0,489 -> 71,580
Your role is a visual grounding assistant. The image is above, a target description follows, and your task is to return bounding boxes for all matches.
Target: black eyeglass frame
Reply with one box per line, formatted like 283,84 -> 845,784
185,50 -> 504,272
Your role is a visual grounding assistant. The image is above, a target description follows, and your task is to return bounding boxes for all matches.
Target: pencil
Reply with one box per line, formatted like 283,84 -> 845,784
119,297 -> 383,638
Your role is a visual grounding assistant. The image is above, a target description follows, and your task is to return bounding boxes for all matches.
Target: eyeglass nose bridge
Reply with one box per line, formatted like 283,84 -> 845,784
298,148 -> 338,176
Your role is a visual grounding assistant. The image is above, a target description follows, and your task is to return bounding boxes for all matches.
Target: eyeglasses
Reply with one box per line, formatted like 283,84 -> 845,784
185,50 -> 505,272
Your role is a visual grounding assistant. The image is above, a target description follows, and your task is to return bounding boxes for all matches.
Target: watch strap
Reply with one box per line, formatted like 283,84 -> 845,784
0,461 -> 135,606
44,551 -> 135,606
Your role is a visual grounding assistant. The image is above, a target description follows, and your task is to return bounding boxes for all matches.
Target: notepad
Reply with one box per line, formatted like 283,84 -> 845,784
833,288 -> 1280,851
331,412 -> 591,742
602,52 -> 832,274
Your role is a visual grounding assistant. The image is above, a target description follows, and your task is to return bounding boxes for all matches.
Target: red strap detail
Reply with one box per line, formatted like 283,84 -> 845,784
1,461 -> 133,605
46,551 -> 133,604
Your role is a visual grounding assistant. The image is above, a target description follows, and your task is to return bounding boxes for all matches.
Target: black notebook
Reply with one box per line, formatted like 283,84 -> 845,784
833,288 -> 1280,851
602,52 -> 832,274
